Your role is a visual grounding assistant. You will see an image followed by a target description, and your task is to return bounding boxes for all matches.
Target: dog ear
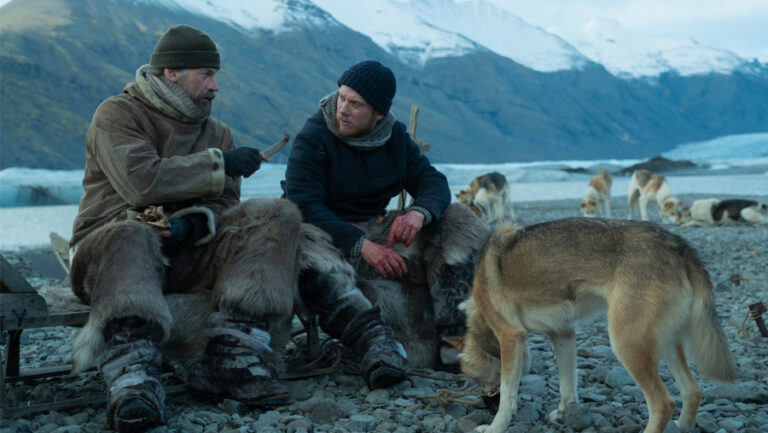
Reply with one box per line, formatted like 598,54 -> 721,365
442,335 -> 465,352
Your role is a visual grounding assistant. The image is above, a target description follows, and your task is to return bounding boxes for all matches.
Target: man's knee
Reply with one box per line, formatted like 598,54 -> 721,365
228,198 -> 302,229
71,221 -> 164,305
76,220 -> 162,261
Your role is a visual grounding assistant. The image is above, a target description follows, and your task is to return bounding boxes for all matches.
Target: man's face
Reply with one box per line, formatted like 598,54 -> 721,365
336,85 -> 384,138
166,68 -> 219,115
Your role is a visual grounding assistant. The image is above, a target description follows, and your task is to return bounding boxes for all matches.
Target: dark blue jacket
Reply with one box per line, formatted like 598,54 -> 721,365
285,110 -> 450,256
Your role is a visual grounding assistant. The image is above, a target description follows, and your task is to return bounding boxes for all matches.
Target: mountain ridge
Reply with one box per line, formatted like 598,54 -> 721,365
1,0 -> 767,170
172,0 -> 764,78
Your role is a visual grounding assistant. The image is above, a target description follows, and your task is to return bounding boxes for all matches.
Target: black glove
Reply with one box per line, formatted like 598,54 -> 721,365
164,215 -> 208,248
223,147 -> 262,178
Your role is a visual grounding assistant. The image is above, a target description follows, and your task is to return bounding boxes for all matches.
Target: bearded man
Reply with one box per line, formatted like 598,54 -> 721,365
70,27 -> 410,433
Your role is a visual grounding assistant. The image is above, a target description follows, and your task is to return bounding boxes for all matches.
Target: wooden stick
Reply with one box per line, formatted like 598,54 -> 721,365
233,133 -> 290,181
399,105 -> 422,210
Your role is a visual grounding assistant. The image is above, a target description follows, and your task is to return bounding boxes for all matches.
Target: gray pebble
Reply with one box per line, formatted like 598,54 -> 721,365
604,367 -> 634,388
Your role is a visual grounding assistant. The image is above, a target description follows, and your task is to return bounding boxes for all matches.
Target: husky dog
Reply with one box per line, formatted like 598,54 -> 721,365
580,170 -> 612,217
456,172 -> 515,227
452,218 -> 736,433
677,198 -> 768,226
627,169 -> 683,223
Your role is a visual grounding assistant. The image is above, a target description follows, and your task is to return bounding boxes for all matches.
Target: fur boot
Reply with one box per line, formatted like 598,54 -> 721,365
298,264 -> 411,389
186,311 -> 290,406
98,316 -> 165,433
339,307 -> 411,389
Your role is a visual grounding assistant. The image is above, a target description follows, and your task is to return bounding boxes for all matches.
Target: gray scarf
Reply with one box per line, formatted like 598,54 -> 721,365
320,91 -> 395,150
134,65 -> 209,124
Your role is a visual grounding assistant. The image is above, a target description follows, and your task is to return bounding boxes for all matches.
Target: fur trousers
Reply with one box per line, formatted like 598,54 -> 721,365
352,203 -> 490,367
69,198 -> 372,374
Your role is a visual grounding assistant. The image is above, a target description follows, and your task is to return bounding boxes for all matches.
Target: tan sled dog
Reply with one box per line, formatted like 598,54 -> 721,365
580,169 -> 612,217
456,172 -> 515,227
627,169 -> 683,223
455,218 -> 736,433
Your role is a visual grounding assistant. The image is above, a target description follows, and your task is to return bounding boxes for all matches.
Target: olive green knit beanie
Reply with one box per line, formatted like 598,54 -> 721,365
150,25 -> 220,69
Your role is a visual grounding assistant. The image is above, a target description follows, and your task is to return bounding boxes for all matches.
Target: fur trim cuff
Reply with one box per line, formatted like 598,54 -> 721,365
171,206 -> 216,246
209,148 -> 226,193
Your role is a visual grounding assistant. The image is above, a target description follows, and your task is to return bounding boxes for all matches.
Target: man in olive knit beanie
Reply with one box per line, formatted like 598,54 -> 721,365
150,25 -> 221,70
70,24 -> 271,432
285,61 -> 489,373
72,27 -> 418,433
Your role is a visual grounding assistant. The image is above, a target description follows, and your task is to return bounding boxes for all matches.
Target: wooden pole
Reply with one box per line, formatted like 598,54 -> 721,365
399,105 -> 429,210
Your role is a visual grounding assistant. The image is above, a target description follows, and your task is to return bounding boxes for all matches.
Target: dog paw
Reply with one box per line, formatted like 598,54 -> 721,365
548,408 -> 564,423
473,424 -> 490,432
675,418 -> 693,432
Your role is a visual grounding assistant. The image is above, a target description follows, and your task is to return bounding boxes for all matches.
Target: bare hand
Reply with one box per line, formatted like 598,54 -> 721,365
361,239 -> 407,279
387,210 -> 425,247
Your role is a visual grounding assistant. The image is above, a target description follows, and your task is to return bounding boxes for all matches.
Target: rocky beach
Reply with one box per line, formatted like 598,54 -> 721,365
1,193 -> 767,433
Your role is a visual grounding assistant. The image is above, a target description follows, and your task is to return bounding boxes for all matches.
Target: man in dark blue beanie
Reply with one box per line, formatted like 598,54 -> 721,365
285,61 -> 489,373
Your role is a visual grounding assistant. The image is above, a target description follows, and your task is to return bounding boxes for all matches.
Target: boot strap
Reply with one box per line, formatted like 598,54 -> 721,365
98,339 -> 165,428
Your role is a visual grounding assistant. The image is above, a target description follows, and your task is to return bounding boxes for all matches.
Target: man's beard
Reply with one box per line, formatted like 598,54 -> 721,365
193,94 -> 214,116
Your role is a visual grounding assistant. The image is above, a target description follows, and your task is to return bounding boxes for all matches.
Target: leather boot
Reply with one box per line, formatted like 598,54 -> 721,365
340,307 -> 411,389
187,312 -> 289,406
99,316 -> 165,433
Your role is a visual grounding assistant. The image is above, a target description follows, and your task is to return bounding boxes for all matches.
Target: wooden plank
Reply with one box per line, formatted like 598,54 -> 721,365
2,384 -> 189,418
1,254 -> 50,332
49,232 -> 71,275
0,255 -> 37,294
4,331 -> 21,377
0,293 -> 49,331
4,365 -> 80,383
10,311 -> 90,331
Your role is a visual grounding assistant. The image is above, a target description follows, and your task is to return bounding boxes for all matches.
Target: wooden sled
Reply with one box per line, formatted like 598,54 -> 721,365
0,251 -> 92,417
0,234 -> 335,418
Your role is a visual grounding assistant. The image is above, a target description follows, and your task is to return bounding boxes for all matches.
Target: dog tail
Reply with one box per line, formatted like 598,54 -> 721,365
686,263 -> 737,382
483,223 -> 522,278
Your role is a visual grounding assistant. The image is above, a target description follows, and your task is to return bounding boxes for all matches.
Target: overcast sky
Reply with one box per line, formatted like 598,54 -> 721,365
484,0 -> 768,60
2,0 -> 766,60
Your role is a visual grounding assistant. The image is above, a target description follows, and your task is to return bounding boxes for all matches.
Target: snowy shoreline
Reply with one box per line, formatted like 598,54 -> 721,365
2,171 -> 767,251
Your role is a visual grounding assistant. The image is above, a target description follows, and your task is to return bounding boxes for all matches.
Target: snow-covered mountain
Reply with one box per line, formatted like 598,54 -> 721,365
149,0 -> 759,79
153,0 -> 336,32
556,17 -> 751,78
314,0 -> 589,72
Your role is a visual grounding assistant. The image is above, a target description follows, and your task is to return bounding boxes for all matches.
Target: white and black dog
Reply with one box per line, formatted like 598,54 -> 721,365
677,198 -> 768,226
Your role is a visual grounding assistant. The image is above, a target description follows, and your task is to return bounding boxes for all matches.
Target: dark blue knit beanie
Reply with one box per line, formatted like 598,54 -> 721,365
337,60 -> 396,114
